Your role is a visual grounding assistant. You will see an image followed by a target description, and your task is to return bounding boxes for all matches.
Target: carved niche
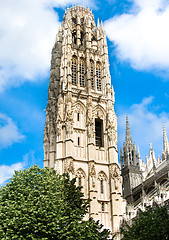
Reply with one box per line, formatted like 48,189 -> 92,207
110,163 -> 121,191
106,102 -> 117,143
64,158 -> 75,174
89,162 -> 96,187
56,95 -> 63,136
86,98 -> 94,139
65,92 -> 74,135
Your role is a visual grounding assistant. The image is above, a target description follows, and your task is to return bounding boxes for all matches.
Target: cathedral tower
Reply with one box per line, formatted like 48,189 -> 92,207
43,5 -> 124,235
120,116 -> 142,203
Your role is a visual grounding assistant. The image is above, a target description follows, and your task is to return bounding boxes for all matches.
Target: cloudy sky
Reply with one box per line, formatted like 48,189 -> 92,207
0,0 -> 169,185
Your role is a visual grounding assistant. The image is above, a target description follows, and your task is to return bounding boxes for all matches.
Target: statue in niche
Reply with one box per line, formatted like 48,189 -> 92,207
111,164 -> 121,191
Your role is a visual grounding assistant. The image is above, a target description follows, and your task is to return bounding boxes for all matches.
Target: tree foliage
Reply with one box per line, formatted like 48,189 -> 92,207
0,165 -> 111,240
121,205 -> 169,240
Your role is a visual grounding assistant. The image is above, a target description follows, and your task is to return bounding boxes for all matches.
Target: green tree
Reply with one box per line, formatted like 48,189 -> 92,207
121,205 -> 169,240
0,165 -> 111,240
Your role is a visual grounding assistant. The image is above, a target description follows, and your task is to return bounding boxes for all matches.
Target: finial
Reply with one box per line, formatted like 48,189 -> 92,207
137,146 -> 140,158
149,142 -> 153,149
125,115 -> 132,143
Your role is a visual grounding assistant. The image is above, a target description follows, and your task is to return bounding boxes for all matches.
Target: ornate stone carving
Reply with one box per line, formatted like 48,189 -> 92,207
86,98 -> 94,139
65,158 -> 75,174
106,102 -> 117,143
89,162 -> 96,187
56,96 -> 63,136
75,168 -> 85,178
110,164 -> 121,190
65,92 -> 74,136
98,171 -> 107,181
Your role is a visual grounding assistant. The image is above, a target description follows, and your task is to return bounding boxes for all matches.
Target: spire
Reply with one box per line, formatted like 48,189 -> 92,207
163,124 -> 169,153
125,115 -> 132,143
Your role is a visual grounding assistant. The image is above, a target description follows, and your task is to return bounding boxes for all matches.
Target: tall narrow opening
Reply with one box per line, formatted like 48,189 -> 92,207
101,179 -> 104,194
79,58 -> 85,87
96,62 -> 101,90
95,119 -> 103,147
72,56 -> 77,85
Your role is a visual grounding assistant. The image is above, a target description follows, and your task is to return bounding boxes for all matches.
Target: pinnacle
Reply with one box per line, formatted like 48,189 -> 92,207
125,115 -> 132,143
163,124 -> 169,153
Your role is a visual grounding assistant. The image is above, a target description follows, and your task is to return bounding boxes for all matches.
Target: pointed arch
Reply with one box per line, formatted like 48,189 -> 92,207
75,168 -> 86,187
75,168 -> 86,178
94,104 -> 106,119
98,171 -> 108,181
73,100 -> 86,114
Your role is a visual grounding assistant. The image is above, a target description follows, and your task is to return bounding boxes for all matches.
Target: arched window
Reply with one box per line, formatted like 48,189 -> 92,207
76,168 -> 86,189
101,179 -> 104,194
98,171 -> 107,198
96,62 -> 101,90
72,56 -> 77,85
78,176 -> 81,186
90,60 -> 94,89
79,58 -> 85,87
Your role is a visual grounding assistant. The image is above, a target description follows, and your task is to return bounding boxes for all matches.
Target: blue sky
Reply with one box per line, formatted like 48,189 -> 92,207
1,0 -> 169,185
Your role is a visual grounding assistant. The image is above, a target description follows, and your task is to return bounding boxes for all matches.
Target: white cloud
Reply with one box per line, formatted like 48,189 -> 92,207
0,0 -> 95,92
0,113 -> 25,148
118,96 -> 169,159
0,162 -> 25,185
104,0 -> 169,75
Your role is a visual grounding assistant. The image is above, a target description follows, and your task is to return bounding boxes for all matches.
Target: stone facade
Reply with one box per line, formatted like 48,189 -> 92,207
43,5 -> 125,238
121,116 -> 169,221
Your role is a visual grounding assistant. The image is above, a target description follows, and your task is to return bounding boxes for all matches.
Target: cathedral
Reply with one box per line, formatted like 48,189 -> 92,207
43,5 -> 125,238
43,4 -> 169,238
120,117 -> 169,221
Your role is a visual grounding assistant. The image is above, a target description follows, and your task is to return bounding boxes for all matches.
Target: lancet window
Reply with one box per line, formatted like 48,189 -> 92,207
90,60 -> 94,89
96,62 -> 101,90
79,58 -> 85,87
101,179 -> 104,194
95,119 -> 103,147
72,56 -> 77,85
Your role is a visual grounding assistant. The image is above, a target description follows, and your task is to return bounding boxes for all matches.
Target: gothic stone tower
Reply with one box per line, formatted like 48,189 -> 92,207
43,5 -> 124,235
120,116 -> 143,204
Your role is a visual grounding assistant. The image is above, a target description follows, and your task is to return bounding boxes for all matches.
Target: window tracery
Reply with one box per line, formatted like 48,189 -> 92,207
90,60 -> 94,89
72,56 -> 77,85
79,58 -> 85,87
96,62 -> 101,90
76,168 -> 86,187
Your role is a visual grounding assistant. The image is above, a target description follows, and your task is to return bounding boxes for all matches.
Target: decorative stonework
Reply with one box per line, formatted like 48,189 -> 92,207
98,171 -> 108,181
64,158 -> 75,174
110,164 -> 121,190
86,98 -> 94,139
65,92 -> 74,136
89,162 -> 96,187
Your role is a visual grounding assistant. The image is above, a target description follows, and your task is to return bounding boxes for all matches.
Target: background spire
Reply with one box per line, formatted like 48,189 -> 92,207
125,115 -> 132,143
163,124 -> 169,153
